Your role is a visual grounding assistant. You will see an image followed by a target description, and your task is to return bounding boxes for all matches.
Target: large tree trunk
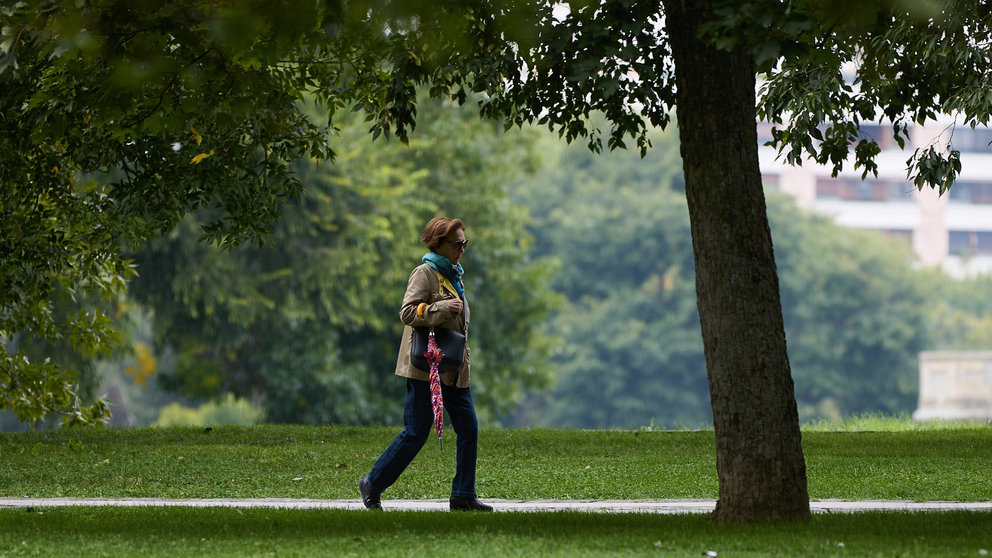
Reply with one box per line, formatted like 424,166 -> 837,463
662,0 -> 810,522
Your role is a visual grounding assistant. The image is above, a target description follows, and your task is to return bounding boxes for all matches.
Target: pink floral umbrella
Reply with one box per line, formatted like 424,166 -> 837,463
424,330 -> 445,449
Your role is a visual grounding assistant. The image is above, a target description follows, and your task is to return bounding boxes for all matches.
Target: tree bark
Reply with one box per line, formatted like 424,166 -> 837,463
662,0 -> 811,522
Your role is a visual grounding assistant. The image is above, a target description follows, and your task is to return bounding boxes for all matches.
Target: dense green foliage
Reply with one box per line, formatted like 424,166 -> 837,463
771,197 -> 931,419
512,130 -> 987,428
82,111 -> 991,431
927,273 -> 992,350
1,1 -> 346,424
127,99 -> 555,425
0,0 -> 561,425
729,0 -> 991,192
509,129 -> 708,428
51,116 -> 992,431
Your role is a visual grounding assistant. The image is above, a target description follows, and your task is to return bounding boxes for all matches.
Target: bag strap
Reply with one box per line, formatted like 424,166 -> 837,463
434,271 -> 460,299
415,266 -> 462,335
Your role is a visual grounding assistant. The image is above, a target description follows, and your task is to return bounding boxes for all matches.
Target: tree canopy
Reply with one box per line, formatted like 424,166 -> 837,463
5,0 -> 992,523
513,127 -> 945,430
128,97 -> 555,425
752,0 -> 990,192
1,1 -> 339,423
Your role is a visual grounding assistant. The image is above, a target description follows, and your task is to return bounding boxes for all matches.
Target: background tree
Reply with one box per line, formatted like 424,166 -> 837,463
752,0 -> 988,192
513,129 -> 934,429
128,97 -> 555,424
926,273 -> 992,351
0,1 -> 344,424
508,127 -> 709,429
0,0 -> 532,424
771,197 -> 931,419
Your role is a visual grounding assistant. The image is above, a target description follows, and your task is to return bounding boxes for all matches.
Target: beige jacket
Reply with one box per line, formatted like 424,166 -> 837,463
394,263 -> 471,387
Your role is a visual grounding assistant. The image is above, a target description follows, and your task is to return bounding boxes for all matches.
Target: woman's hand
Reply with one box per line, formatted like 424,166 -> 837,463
446,298 -> 463,314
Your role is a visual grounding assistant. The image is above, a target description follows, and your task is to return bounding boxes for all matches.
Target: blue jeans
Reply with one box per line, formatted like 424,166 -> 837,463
366,379 -> 479,498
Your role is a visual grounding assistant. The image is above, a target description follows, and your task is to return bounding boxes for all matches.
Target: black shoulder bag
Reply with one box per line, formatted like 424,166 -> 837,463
411,326 -> 466,374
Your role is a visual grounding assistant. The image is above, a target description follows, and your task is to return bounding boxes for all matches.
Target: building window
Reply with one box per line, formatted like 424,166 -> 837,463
816,177 -> 908,201
757,122 -> 776,145
949,231 -> 992,255
973,183 -> 992,204
816,178 -> 839,199
981,232 -> 992,253
950,127 -> 992,153
949,182 -> 992,204
889,182 -> 915,200
858,124 -> 898,150
950,231 -> 972,254
948,182 -> 972,202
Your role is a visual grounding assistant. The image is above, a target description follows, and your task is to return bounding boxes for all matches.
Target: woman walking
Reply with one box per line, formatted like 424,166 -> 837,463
358,217 -> 492,512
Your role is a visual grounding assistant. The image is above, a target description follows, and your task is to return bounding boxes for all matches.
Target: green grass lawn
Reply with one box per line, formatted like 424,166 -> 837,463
1,507 -> 990,557
1,424 -> 990,501
1,423 -> 990,557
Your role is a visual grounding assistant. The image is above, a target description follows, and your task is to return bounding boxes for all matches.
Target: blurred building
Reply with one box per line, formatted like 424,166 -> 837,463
758,120 -> 992,277
914,351 -> 992,421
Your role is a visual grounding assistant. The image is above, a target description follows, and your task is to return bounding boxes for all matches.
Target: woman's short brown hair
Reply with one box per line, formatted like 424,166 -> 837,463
421,217 -> 465,251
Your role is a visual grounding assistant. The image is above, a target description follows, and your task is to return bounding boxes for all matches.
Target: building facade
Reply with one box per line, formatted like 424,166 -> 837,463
758,121 -> 992,277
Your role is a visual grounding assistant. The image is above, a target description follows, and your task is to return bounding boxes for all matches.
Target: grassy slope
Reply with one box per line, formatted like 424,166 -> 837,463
0,425 -> 990,501
1,425 -> 990,557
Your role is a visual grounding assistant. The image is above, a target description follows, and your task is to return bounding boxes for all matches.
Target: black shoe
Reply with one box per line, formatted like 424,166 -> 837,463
358,476 -> 382,510
449,496 -> 493,512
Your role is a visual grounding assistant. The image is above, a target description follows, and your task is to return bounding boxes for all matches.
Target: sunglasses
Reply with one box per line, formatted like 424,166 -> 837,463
442,238 -> 470,251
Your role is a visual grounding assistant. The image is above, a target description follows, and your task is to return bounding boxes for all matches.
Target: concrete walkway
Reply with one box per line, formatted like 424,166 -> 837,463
2,497 -> 991,514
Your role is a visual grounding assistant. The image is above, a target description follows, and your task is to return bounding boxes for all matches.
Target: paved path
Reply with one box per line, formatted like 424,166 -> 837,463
2,497 -> 990,514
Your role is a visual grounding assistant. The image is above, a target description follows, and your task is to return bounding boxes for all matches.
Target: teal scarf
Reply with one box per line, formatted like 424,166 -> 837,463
422,252 -> 465,298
